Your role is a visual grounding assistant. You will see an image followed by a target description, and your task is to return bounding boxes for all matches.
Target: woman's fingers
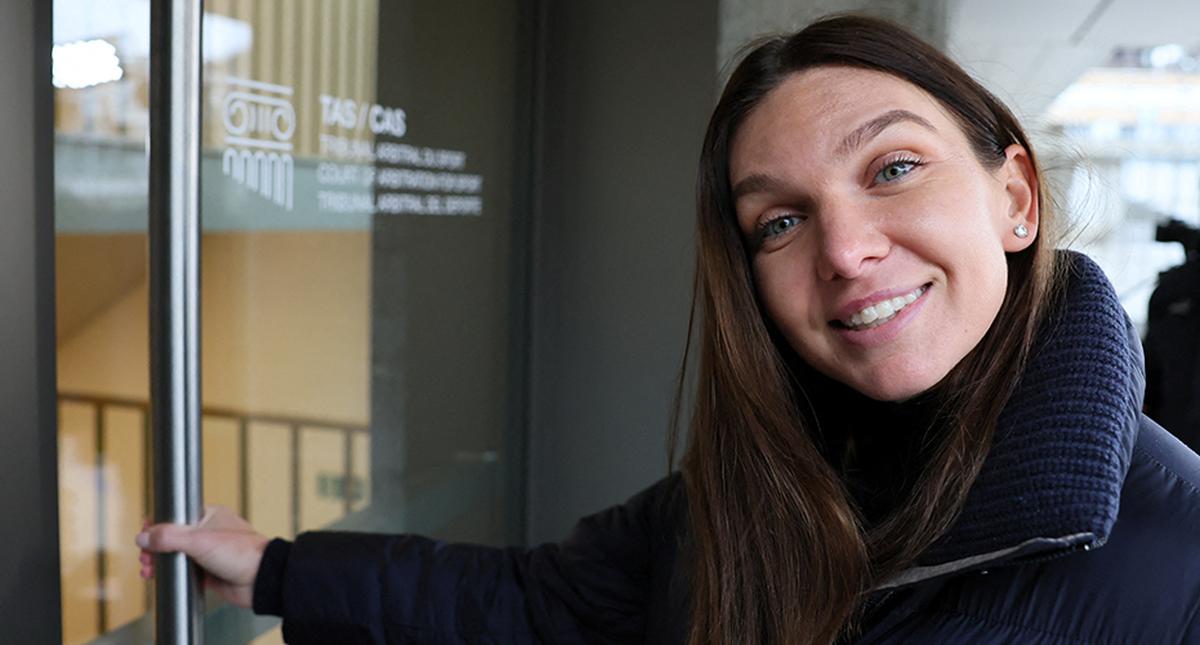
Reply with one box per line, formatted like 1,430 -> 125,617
137,522 -> 193,554
134,510 -> 268,598
138,518 -> 157,579
137,507 -> 246,555
135,533 -> 252,607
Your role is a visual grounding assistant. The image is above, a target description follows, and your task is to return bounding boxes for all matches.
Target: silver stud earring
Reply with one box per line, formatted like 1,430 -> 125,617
1014,223 -> 1030,239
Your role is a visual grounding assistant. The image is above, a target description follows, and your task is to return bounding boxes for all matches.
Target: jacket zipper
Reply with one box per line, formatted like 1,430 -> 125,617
970,537 -> 1105,576
842,537 -> 1105,643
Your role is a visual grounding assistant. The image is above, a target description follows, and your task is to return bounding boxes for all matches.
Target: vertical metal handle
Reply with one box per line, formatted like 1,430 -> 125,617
149,0 -> 205,644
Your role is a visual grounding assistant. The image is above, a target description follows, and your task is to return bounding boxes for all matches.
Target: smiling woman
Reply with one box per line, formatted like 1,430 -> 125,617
683,14 -> 1200,644
729,67 -> 1035,401
137,14 -> 1200,645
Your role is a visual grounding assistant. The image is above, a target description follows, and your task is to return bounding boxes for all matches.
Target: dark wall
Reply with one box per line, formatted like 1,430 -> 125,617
528,1 -> 719,543
369,0 -> 529,544
0,0 -> 60,640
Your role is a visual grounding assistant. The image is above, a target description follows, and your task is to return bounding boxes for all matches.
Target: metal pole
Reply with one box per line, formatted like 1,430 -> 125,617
149,0 -> 204,643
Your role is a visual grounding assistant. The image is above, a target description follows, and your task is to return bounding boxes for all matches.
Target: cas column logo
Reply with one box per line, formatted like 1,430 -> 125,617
221,77 -> 296,210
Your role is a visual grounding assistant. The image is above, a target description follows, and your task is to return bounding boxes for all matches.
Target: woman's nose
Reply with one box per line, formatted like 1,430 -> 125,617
813,205 -> 890,281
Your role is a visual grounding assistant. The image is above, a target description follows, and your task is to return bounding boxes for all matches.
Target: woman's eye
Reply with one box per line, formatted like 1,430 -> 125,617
758,214 -> 803,243
874,158 -> 919,184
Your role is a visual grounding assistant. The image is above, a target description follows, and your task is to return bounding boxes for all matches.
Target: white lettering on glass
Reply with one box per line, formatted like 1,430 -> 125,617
319,94 -> 408,137
313,93 -> 483,217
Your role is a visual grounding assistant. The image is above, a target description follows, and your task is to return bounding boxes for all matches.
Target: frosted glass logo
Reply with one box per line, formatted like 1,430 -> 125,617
220,77 -> 295,210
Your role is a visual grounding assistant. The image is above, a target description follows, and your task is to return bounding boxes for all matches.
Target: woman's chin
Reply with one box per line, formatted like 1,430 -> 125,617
840,371 -> 939,403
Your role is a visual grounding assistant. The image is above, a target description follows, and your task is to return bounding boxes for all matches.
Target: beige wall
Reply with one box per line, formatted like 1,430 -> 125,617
58,231 -> 372,419
57,230 -> 371,643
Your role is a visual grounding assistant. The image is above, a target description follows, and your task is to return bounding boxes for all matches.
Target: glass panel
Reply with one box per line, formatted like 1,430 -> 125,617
53,0 -> 153,641
54,1 -> 528,643
199,1 -> 528,642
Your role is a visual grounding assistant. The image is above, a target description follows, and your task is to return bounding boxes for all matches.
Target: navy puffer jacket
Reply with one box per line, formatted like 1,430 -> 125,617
252,254 -> 1200,643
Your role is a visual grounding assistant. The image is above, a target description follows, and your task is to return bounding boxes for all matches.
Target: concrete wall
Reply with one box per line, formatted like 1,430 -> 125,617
369,0 -> 527,545
527,0 -> 718,543
719,0 -> 949,70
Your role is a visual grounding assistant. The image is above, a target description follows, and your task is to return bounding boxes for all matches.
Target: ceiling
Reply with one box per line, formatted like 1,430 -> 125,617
946,0 -> 1200,121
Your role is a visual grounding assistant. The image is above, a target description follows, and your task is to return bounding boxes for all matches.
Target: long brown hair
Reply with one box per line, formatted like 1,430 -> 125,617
670,14 -> 1063,644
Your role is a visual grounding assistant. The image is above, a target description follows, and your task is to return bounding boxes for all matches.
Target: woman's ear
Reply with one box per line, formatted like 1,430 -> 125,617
999,143 -> 1039,253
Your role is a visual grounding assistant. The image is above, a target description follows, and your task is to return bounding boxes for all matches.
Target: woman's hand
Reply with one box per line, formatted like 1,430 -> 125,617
137,505 -> 270,609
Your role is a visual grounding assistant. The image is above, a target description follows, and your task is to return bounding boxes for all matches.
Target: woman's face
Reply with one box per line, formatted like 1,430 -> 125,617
729,67 -> 1038,401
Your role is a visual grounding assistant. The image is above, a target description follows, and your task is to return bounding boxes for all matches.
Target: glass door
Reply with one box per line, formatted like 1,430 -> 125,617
54,1 -> 531,643
54,1 -> 155,641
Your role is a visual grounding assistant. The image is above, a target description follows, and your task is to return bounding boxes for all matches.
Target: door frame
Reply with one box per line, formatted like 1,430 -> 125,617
0,0 -> 61,641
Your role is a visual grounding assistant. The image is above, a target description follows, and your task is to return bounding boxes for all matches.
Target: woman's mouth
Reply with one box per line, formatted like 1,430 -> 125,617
832,283 -> 931,331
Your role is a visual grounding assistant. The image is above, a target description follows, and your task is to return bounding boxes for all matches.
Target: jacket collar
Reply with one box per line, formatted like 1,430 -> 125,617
878,251 -> 1143,589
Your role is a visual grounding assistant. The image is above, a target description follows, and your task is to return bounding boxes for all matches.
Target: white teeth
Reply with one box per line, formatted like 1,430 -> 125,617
842,285 -> 927,330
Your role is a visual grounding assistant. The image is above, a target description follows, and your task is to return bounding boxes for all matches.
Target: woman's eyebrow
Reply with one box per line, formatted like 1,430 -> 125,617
835,109 -> 936,160
731,173 -> 789,201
